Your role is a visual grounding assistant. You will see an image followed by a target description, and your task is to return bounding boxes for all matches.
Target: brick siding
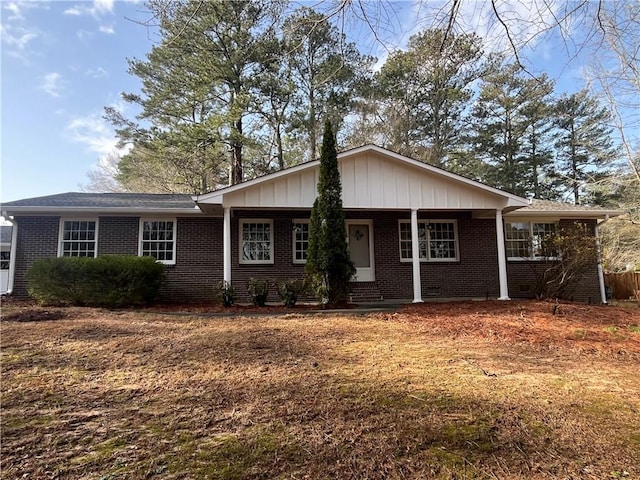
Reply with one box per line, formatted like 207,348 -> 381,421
10,213 -> 602,304
12,216 -> 60,297
506,219 -> 600,303
229,210 -> 500,302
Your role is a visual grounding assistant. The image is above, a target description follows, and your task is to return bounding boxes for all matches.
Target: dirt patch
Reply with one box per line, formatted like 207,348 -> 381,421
1,308 -> 67,322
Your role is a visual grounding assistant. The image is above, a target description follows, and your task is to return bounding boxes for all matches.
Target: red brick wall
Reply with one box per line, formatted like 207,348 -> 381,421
98,217 -> 138,255
365,211 -> 500,300
506,219 -> 601,303
10,213 -> 602,304
231,211 -> 308,303
11,215 -> 223,303
12,216 -> 60,297
161,217 -> 223,303
229,210 -> 501,302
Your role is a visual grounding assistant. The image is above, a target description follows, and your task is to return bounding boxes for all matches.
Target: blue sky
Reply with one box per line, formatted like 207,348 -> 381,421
1,0 -> 595,204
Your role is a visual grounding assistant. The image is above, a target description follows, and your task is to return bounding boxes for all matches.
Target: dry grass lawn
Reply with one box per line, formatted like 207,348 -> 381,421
1,300 -> 639,479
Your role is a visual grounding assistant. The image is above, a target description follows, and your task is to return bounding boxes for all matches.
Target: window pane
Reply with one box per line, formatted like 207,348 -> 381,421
399,221 -> 430,260
242,222 -> 272,262
428,222 -> 456,259
141,220 -> 175,263
62,220 -> 97,257
294,222 -> 309,262
505,222 -> 530,257
532,223 -> 556,257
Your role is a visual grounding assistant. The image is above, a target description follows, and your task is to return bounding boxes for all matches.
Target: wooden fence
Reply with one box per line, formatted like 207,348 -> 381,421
604,272 -> 640,300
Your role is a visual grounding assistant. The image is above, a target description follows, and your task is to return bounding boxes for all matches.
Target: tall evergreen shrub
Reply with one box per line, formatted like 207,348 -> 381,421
305,120 -> 355,305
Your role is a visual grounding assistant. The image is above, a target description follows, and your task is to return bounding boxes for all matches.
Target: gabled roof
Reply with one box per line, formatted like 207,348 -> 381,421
2,192 -> 200,215
1,148 -> 624,220
195,144 -> 530,212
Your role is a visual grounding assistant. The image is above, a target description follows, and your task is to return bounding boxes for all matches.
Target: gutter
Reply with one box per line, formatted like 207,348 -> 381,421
595,215 -> 610,305
4,216 -> 18,295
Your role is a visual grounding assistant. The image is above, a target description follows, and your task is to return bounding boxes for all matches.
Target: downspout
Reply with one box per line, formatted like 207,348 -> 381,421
4,216 -> 18,295
595,215 -> 610,305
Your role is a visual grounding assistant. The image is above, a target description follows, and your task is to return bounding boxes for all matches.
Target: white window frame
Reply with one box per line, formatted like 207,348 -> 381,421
239,219 -> 274,265
505,220 -> 558,261
398,219 -> 459,262
0,250 -> 10,270
292,219 -> 310,264
138,218 -> 177,265
58,218 -> 99,258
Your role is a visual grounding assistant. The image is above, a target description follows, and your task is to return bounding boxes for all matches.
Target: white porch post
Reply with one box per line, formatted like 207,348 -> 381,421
595,217 -> 609,304
223,207 -> 231,284
411,209 -> 423,303
495,208 -> 510,300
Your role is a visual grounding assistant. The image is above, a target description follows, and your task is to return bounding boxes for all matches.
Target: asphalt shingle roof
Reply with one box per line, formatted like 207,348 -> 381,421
519,199 -> 620,213
2,192 -> 196,209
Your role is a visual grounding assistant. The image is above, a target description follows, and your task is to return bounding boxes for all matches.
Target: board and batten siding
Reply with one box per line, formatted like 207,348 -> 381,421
222,151 -> 509,210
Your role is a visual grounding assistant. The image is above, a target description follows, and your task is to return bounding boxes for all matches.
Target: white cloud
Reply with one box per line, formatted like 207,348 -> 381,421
66,113 -> 119,155
3,1 -> 42,21
93,0 -> 115,15
85,66 -> 108,78
40,72 -> 64,98
99,25 -> 115,34
0,1 -> 47,62
65,102 -> 131,158
4,2 -> 24,21
0,24 -> 37,50
63,0 -> 114,19
63,7 -> 82,16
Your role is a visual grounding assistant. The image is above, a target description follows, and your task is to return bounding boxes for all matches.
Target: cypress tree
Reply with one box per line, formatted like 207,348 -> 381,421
305,120 -> 355,305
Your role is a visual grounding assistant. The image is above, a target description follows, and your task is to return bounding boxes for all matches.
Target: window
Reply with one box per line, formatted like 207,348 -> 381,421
292,220 -> 309,263
59,219 -> 97,257
399,220 -> 458,261
139,219 -> 176,265
0,251 -> 9,270
505,221 -> 557,259
240,220 -> 273,264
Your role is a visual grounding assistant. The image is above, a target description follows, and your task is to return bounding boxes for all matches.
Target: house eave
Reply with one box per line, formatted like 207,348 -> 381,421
1,206 -> 205,216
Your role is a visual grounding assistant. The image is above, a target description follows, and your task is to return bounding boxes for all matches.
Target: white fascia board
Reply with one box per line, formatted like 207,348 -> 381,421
2,206 -> 204,216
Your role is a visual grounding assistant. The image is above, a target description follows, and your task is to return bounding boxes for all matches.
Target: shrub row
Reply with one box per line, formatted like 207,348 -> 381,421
216,278 -> 309,307
27,256 -> 165,307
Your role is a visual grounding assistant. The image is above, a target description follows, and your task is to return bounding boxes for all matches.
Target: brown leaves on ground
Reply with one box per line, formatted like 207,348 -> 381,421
1,300 -> 639,479
391,300 -> 640,359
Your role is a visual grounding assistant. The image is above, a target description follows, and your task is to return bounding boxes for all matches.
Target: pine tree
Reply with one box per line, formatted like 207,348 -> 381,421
105,0 -> 285,191
305,120 -> 355,305
554,89 -> 618,204
468,62 -> 557,197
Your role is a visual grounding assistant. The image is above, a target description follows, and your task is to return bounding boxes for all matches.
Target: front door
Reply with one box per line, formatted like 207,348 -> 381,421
346,220 -> 374,282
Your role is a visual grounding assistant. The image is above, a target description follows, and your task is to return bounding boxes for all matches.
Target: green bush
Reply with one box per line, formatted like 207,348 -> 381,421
275,279 -> 308,307
215,281 -> 236,307
247,278 -> 270,307
27,255 -> 165,307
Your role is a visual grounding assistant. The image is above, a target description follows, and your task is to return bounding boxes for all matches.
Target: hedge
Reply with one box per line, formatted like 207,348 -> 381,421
27,255 -> 166,307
